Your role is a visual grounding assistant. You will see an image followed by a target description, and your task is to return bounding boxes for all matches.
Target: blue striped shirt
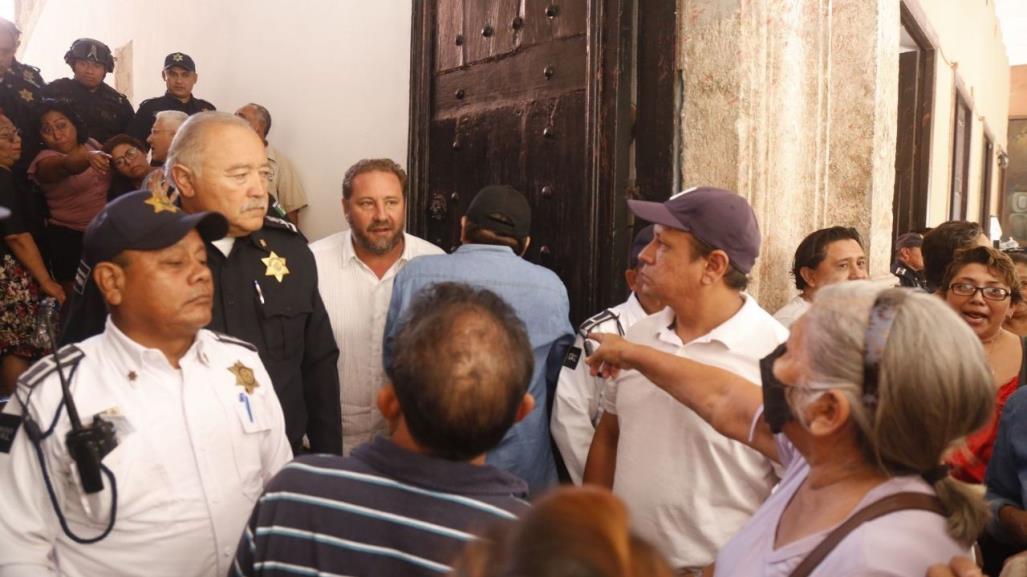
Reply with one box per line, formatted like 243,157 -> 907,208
231,437 -> 530,577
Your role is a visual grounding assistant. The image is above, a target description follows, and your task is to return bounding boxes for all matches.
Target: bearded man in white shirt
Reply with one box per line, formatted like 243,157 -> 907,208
309,158 -> 443,455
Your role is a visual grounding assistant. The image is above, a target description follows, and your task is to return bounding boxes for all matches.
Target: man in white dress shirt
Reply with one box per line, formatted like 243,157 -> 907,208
0,189 -> 292,577
773,226 -> 868,328
550,225 -> 663,484
584,188 -> 787,574
309,158 -> 443,455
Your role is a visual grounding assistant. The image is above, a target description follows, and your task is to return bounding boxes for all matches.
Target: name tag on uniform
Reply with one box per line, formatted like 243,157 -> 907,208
0,413 -> 22,453
563,346 -> 583,370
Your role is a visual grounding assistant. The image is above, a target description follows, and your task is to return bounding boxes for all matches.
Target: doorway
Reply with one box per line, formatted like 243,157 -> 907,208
891,3 -> 935,241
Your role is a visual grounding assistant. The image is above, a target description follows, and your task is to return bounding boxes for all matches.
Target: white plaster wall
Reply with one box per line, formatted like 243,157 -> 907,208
917,0 -> 1010,228
19,0 -> 412,242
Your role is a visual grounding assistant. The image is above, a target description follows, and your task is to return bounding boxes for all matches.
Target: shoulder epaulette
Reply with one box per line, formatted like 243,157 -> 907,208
577,308 -> 625,337
211,331 -> 259,352
16,345 -> 85,390
263,215 -> 299,235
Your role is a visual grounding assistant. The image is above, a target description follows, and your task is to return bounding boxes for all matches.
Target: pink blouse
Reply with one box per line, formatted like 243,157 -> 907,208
28,138 -> 111,231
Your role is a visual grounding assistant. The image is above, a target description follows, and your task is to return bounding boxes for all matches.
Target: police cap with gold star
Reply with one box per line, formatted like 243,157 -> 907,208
163,52 -> 196,72
83,189 -> 227,265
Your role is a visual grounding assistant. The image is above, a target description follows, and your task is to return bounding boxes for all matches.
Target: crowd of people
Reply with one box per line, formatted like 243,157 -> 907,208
1,21 -> 1026,577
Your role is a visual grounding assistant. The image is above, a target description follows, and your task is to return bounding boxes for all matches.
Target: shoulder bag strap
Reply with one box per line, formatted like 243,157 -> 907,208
788,492 -> 945,577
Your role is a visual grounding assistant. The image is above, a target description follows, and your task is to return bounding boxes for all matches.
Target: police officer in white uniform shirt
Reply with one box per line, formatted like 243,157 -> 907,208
550,226 -> 663,483
0,189 -> 292,577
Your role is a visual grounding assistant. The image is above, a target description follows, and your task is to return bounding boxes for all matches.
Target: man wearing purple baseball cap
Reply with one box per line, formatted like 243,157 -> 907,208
552,225 -> 664,484
584,187 -> 788,573
0,189 -> 292,576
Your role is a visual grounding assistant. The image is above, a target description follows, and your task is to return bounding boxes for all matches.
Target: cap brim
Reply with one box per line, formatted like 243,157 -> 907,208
627,199 -> 689,231
111,211 -> 228,260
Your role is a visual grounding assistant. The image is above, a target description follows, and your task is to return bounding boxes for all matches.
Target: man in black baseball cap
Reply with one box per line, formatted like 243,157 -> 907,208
585,187 -> 787,574
42,38 -> 134,145
385,184 -> 574,495
128,51 -> 215,142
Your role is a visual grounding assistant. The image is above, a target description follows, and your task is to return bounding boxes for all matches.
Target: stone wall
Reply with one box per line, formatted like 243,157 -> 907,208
678,0 -> 899,311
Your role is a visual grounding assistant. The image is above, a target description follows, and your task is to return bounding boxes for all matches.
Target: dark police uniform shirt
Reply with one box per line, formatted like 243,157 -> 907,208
0,61 -> 45,173
58,215 -> 342,455
892,260 -> 927,290
128,92 -> 215,142
42,78 -> 134,145
208,216 -> 341,455
0,62 -> 47,245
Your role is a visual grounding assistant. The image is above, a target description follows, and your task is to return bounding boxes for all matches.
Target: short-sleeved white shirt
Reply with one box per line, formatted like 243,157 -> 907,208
714,434 -> 967,577
603,294 -> 788,569
773,295 -> 811,328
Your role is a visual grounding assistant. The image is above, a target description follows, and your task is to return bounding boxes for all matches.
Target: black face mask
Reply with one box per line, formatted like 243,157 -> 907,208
760,343 -> 792,434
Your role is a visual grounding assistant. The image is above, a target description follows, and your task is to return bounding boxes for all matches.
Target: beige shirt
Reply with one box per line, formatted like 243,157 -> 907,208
309,230 -> 444,455
267,144 -> 308,214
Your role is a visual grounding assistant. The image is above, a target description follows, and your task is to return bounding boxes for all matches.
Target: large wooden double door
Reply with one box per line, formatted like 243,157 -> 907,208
407,1 -> 675,323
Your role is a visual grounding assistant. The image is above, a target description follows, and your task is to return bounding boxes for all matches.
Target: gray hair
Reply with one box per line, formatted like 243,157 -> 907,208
801,282 -> 994,545
165,111 -> 252,181
154,110 -> 188,132
242,102 -> 271,137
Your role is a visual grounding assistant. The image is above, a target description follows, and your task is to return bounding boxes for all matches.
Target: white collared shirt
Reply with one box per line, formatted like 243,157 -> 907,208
309,229 -> 444,454
551,294 -> 655,484
773,294 -> 811,328
0,320 -> 292,577
601,294 -> 788,570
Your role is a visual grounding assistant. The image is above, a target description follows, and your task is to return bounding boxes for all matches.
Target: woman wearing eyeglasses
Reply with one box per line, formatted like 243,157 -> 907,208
940,246 -> 1024,484
583,282 -> 992,576
27,98 -> 110,297
0,112 -> 63,395
102,134 -> 155,200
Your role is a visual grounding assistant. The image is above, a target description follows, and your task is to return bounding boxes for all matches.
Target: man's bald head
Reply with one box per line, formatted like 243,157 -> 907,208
387,282 -> 534,461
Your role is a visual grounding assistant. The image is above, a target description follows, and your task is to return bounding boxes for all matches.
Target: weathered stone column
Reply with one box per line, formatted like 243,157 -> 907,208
678,0 -> 899,311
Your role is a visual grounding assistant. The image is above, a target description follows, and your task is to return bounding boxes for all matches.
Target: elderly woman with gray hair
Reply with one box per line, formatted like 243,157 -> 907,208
586,282 -> 994,577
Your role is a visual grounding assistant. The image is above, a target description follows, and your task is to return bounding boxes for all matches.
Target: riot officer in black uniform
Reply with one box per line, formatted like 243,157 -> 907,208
43,38 -> 133,145
128,52 -> 215,142
59,112 -> 342,455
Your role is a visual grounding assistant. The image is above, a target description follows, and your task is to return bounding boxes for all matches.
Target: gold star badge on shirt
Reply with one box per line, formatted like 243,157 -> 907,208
261,251 -> 289,282
229,361 -> 259,394
18,88 -> 32,102
144,191 -> 179,214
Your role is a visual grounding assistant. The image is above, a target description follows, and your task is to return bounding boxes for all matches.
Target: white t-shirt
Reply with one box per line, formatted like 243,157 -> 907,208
309,230 -> 444,454
774,295 -> 811,328
714,433 -> 966,577
603,295 -> 788,569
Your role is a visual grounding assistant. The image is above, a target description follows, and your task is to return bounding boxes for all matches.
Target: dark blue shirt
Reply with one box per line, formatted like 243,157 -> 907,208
986,386 -> 1027,542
